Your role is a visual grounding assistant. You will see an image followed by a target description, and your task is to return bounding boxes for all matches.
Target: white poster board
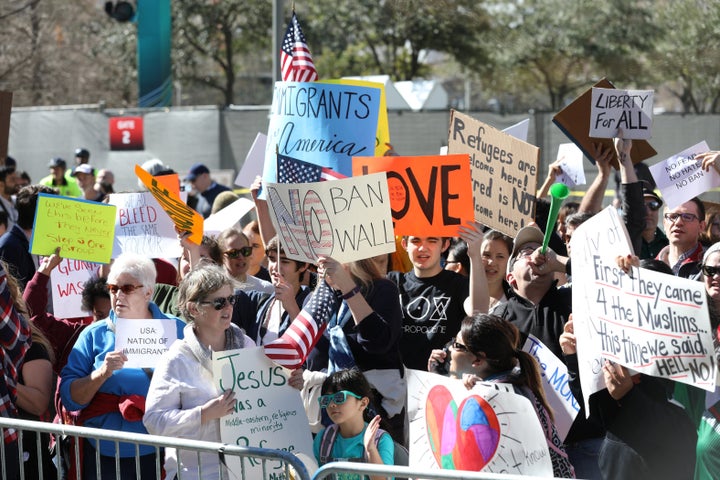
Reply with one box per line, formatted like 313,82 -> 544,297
49,258 -> 103,319
555,143 -> 586,187
203,198 -> 256,237
522,334 -> 579,441
108,192 -> 183,259
648,141 -> 715,209
265,172 -> 395,263
213,347 -> 315,479
235,132 -> 267,188
590,87 -> 653,139
502,118 -> 530,142
114,318 -> 179,368
407,369 -> 553,476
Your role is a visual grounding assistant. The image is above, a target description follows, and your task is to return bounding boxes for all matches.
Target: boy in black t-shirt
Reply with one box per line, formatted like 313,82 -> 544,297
387,224 -> 487,370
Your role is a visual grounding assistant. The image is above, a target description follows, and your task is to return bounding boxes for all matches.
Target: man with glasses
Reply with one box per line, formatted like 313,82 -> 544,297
657,197 -> 706,279
638,183 -> 668,260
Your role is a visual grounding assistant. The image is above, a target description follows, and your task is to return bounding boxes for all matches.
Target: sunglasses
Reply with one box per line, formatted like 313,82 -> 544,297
224,247 -> 253,259
701,265 -> 720,277
663,212 -> 699,223
317,390 -> 363,408
107,284 -> 144,295
199,295 -> 237,310
645,200 -> 661,211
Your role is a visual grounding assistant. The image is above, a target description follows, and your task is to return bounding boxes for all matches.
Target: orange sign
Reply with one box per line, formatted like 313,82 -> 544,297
352,154 -> 474,236
135,165 -> 203,245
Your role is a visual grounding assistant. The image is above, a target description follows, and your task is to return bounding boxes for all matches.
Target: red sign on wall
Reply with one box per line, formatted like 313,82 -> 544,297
109,116 -> 144,150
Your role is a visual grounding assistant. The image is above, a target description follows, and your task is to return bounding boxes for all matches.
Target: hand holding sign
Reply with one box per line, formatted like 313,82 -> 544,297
699,150 -> 720,175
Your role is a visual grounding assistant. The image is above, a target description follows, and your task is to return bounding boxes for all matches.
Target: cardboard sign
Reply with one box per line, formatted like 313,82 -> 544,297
0,91 -> 11,161
522,334 -> 579,441
648,141 -> 715,209
265,172 -> 395,263
407,369 -> 553,476
235,132 -> 267,188
109,116 -> 144,150
108,192 -> 183,259
31,194 -> 116,264
213,347 -> 316,479
115,318 -> 179,368
135,164 -> 203,245
447,110 -> 539,237
50,259 -> 102,319
324,78 -> 392,157
571,206 -> 717,411
590,87 -> 653,139
262,81 -> 381,183
204,198 -> 255,237
352,154 -> 474,236
555,143 -> 586,187
553,78 -> 657,167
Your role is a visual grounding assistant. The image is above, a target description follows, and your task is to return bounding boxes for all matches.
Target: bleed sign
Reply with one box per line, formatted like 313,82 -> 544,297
109,116 -> 144,150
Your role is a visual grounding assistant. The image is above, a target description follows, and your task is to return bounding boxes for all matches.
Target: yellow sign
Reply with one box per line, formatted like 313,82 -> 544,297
31,194 -> 117,263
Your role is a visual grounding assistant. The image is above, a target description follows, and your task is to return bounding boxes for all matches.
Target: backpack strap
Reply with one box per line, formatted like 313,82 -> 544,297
363,428 -> 389,462
319,424 -> 340,465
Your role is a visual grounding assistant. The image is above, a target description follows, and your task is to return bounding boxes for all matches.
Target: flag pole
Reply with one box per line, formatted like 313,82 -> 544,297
275,144 -> 283,324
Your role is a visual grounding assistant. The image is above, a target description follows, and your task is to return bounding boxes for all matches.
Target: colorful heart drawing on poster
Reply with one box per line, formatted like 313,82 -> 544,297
425,385 -> 501,470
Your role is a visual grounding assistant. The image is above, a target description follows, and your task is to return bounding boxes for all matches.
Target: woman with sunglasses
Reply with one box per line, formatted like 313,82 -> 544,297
430,314 -> 575,478
145,264 -> 290,480
313,368 -> 395,479
217,227 -> 274,294
59,253 -> 186,480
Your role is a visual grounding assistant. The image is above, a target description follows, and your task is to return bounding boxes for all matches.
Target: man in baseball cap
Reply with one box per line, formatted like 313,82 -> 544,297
39,158 -> 82,197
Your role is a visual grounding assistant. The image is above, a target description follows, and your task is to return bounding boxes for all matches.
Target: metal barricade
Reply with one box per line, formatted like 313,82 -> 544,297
312,461 -> 562,480
0,417 -> 311,480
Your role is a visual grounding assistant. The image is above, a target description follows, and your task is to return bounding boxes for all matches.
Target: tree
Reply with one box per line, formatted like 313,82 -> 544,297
651,0 -> 720,113
303,0 -> 491,81
172,0 -> 272,106
479,0 -> 658,111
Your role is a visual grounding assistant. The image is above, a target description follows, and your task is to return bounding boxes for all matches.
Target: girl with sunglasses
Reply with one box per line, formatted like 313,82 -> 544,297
313,368 -> 395,479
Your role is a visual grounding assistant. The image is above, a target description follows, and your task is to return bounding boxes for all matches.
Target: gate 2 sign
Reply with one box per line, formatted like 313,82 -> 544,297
109,116 -> 144,150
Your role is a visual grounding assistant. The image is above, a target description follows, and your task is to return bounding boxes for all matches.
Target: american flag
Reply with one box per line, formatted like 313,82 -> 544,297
281,12 -> 318,82
277,154 -> 347,183
264,280 -> 338,368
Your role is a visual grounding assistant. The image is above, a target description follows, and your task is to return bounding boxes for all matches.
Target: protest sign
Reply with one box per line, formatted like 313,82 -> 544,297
31,194 -> 116,264
648,141 -> 715,209
265,172 -> 395,263
235,132 -> 267,188
590,87 -> 653,140
0,91 -> 11,161
407,369 -> 553,476
555,143 -> 586,187
352,154 -> 474,236
108,192 -> 183,259
447,110 -> 539,237
50,258 -> 102,319
262,81 -> 381,184
553,78 -> 657,167
135,164 -> 203,245
114,318 -> 179,368
571,206 -> 717,413
325,78 -> 391,157
522,334 -> 579,441
204,198 -> 255,237
502,118 -> 530,142
213,347 -> 315,479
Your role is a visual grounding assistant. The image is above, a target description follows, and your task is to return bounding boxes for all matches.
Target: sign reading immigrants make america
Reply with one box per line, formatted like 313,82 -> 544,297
262,81 -> 381,183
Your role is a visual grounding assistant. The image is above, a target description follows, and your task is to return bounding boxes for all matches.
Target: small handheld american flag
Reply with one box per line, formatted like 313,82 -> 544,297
280,11 -> 318,82
277,154 -> 346,183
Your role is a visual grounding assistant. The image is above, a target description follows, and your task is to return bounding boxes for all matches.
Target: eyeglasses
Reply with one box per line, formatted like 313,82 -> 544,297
199,295 -> 237,310
701,265 -> 720,277
107,284 -> 144,295
663,212 -> 699,223
645,200 -> 661,211
317,390 -> 363,409
451,341 -> 471,354
224,247 -> 253,259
